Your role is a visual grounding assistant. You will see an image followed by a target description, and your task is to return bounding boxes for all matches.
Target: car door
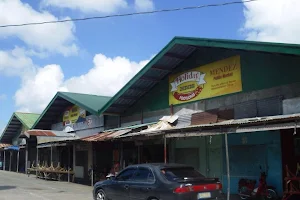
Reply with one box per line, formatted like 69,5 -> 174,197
129,167 -> 157,200
107,167 -> 137,200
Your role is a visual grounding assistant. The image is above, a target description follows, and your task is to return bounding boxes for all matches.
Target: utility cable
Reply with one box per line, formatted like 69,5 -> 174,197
0,0 -> 260,28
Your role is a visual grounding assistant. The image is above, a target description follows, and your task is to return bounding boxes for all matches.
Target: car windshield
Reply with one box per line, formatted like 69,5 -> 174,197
161,167 -> 205,181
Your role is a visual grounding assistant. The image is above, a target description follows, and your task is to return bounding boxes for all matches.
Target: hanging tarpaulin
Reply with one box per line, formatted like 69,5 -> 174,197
4,146 -> 19,151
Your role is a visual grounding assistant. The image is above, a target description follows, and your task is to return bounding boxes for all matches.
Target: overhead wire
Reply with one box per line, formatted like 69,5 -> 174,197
0,0 -> 260,28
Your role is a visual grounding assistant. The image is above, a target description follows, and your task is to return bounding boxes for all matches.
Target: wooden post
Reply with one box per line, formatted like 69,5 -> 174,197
36,147 -> 38,178
164,135 -> 167,164
225,133 -> 230,200
68,145 -> 70,183
120,142 -> 123,169
50,144 -> 53,164
25,143 -> 28,174
137,145 -> 140,164
9,151 -> 12,171
17,150 -> 20,173
3,151 -> 6,171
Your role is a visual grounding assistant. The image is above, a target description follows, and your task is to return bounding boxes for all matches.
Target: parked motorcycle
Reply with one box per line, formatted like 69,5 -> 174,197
238,166 -> 277,199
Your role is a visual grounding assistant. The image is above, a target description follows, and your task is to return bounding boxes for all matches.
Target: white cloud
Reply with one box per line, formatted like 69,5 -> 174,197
0,94 -> 7,101
42,0 -> 128,14
14,65 -> 68,113
0,0 -> 78,56
134,0 -> 154,11
0,47 -> 36,77
14,54 -> 150,113
242,0 -> 300,44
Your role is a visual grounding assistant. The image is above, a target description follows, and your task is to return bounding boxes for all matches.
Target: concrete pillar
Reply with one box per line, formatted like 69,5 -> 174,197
25,143 -> 28,174
9,151 -> 12,171
73,143 -> 76,172
17,150 -> 20,173
3,151 -> 6,171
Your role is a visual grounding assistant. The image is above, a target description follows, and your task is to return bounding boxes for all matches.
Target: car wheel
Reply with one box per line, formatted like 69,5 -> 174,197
96,189 -> 107,200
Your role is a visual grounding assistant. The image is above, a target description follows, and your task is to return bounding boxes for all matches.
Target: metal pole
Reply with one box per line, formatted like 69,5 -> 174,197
120,142 -> 123,169
91,168 -> 94,186
137,145 -> 140,164
36,147 -> 38,178
164,135 -> 167,164
9,151 -> 12,171
68,145 -> 70,183
50,144 -> 53,164
25,143 -> 28,174
225,133 -> 230,200
17,150 -> 20,173
3,151 -> 6,171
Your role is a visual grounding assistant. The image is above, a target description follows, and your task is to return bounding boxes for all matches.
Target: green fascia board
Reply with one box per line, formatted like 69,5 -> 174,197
98,36 -> 300,115
32,92 -> 111,129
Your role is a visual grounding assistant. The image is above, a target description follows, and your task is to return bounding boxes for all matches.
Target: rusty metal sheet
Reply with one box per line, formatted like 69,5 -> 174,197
26,130 -> 56,137
218,109 -> 234,122
191,110 -> 218,125
81,131 -> 114,142
0,143 -> 11,149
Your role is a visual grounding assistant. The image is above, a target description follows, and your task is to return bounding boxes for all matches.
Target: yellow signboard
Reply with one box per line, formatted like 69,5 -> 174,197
169,55 -> 242,105
63,105 -> 86,125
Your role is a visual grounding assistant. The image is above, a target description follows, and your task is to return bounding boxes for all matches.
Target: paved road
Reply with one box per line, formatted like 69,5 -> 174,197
0,170 -> 93,200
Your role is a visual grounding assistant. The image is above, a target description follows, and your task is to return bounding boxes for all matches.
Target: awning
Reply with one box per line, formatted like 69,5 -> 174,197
22,130 -> 76,138
4,146 -> 19,151
37,142 -> 67,149
81,122 -> 156,142
82,129 -> 131,142
116,113 -> 300,140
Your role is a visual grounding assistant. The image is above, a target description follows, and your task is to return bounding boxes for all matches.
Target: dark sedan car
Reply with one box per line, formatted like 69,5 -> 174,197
93,163 -> 224,200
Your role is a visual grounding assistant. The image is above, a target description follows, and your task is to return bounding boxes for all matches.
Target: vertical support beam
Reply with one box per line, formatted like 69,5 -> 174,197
68,145 -> 70,183
137,145 -> 140,164
73,143 -> 76,177
164,135 -> 167,164
17,150 -> 20,173
3,151 -> 6,171
170,104 -> 174,116
120,142 -> 123,169
25,143 -> 28,174
9,151 -> 12,171
36,146 -> 39,177
50,144 -> 53,164
225,133 -> 230,200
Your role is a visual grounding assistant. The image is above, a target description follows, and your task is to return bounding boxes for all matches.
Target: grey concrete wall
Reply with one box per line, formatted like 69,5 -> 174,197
121,82 -> 300,126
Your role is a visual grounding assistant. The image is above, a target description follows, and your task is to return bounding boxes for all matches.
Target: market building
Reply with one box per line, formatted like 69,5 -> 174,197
0,112 -> 40,173
25,91 -> 113,184
91,36 -> 300,197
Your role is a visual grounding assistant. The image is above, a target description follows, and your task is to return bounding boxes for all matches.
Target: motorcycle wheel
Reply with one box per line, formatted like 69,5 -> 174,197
266,189 -> 277,199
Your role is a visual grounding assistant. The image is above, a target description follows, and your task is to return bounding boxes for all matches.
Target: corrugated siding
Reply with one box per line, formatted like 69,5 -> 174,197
176,114 -> 192,128
191,110 -> 218,125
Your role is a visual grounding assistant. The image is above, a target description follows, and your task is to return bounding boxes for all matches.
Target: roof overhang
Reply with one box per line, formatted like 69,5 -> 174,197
114,113 -> 300,140
1,115 -> 24,144
99,37 -> 300,115
22,130 -> 76,138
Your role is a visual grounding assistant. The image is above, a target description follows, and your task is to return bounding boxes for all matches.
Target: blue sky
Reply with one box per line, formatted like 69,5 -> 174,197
0,0 -> 298,133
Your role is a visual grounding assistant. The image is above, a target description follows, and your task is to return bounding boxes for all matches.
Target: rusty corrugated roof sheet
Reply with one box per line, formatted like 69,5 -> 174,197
24,130 -> 74,137
191,110 -> 218,125
82,129 -> 131,142
0,143 -> 11,149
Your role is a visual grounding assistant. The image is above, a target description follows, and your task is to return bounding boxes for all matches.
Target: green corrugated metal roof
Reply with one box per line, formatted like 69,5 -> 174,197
98,36 -> 300,114
14,112 -> 40,129
0,112 -> 40,143
32,92 -> 111,129
58,92 -> 111,114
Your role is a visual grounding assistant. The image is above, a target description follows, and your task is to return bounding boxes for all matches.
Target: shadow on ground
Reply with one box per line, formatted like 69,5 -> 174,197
0,186 -> 16,190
